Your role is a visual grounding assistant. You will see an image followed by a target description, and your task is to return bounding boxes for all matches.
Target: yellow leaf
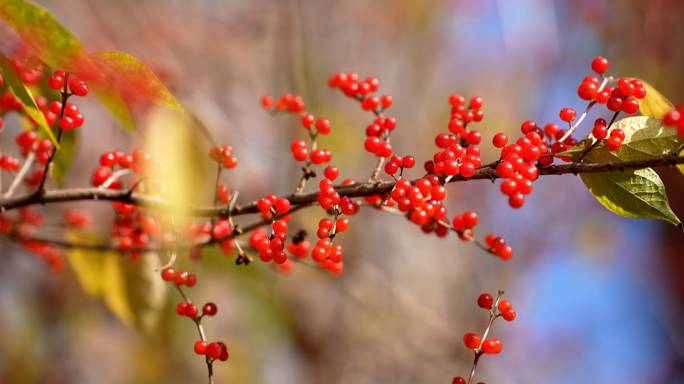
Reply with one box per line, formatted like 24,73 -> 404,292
627,78 -> 675,119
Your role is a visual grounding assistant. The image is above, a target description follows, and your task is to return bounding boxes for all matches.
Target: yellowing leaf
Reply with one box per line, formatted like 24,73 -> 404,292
66,231 -> 167,334
66,231 -> 106,297
102,252 -> 167,334
90,52 -> 184,113
627,78 -> 675,119
0,0 -> 96,76
0,50 -> 58,146
145,110 -> 211,214
580,168 -> 681,227
562,116 -> 681,163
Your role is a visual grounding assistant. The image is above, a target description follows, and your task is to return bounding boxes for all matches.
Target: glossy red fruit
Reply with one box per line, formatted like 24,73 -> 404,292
559,108 -> 577,122
194,341 -> 208,355
477,293 -> 493,308
161,268 -> 175,281
202,302 -> 218,316
591,57 -> 610,74
463,333 -> 481,349
502,307 -> 516,321
577,81 -> 598,100
184,304 -> 199,318
492,133 -> 508,148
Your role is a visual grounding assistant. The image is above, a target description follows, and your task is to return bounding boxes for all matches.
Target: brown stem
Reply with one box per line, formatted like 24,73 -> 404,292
2,154 -> 683,215
37,82 -> 71,194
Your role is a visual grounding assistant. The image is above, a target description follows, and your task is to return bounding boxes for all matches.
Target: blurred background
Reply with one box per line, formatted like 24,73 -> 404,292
1,0 -> 684,383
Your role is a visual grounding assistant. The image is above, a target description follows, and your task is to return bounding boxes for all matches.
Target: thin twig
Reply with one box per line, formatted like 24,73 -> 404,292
3,151 -> 35,197
99,169 -> 132,189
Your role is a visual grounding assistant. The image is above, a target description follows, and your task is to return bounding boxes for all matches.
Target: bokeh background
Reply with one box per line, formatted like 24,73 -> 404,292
1,0 -> 684,383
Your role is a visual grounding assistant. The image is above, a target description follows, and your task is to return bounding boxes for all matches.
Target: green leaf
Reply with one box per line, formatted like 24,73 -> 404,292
562,116 -> 681,163
90,52 -> 184,113
627,78 -> 675,119
0,0 -> 96,75
0,50 -> 58,147
580,168 -> 681,227
66,231 -> 167,334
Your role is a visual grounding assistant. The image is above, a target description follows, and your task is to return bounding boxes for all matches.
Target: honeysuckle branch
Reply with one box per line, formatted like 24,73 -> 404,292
468,290 -> 504,384
172,284 -> 214,384
2,154 -> 683,216
2,151 -> 35,198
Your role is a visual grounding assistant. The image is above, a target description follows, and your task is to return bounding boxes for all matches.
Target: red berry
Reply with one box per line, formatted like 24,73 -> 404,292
607,96 -> 623,112
477,293 -> 493,308
452,378 -> 466,384
521,121 -> 537,134
610,128 -> 626,141
324,166 -> 339,180
301,113 -> 314,128
509,192 -> 525,208
618,78 -> 635,96
591,57 -> 610,74
460,162 -> 475,178
206,342 -> 221,359
463,211 -> 478,228
606,136 -> 622,151
176,302 -> 187,315
559,108 -> 577,122
463,333 -> 481,349
70,80 -> 89,96
202,302 -> 218,316
497,300 -> 511,312
577,81 -> 598,100
161,268 -> 175,281
59,116 -> 74,131
502,307 -> 516,321
275,198 -> 290,213
481,339 -> 497,354
315,118 -> 331,135
592,125 -> 607,140
185,304 -> 199,318
381,94 -> 393,108
261,95 -> 274,108
16,131 -> 38,148
194,341 -> 208,355
621,98 -> 639,115
48,74 -> 65,90
492,133 -> 508,148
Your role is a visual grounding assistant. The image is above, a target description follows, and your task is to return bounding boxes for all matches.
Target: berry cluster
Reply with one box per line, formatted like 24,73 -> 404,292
454,291 -> 515,384
423,95 -> 484,178
261,93 -> 306,113
209,145 -> 238,169
383,154 -> 416,177
328,72 -> 396,159
160,268 -> 229,363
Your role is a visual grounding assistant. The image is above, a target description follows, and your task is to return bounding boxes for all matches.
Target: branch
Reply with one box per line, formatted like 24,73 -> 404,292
1,155 -> 683,215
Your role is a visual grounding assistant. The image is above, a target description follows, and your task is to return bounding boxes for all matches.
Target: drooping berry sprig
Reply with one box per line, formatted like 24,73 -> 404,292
453,290 -> 516,384
160,267 -> 227,384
